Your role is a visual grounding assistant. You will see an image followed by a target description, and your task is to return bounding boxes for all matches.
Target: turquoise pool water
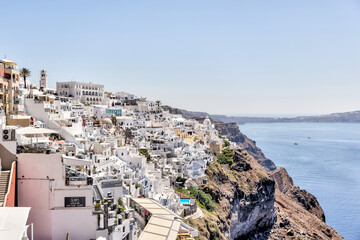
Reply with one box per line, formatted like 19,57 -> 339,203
180,199 -> 190,205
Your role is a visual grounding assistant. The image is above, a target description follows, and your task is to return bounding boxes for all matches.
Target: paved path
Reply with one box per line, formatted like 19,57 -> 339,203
184,207 -> 203,220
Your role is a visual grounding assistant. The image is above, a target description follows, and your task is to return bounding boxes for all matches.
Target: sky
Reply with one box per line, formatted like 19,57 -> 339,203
1,0 -> 360,116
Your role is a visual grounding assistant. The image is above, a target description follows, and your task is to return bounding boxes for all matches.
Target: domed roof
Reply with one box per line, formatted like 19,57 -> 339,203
203,116 -> 211,125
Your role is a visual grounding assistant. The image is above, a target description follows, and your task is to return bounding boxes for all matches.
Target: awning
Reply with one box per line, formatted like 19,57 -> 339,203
0,207 -> 30,240
63,155 -> 91,166
16,127 -> 58,135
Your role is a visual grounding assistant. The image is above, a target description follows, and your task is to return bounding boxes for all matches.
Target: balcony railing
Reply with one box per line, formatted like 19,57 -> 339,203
65,176 -> 93,186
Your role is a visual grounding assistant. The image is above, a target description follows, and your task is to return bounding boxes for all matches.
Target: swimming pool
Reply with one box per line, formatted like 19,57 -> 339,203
180,199 -> 190,205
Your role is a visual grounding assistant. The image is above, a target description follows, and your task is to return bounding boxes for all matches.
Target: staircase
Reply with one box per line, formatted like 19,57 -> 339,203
0,171 -> 10,207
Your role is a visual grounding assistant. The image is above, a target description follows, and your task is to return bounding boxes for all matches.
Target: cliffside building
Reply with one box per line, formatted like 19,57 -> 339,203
56,81 -> 104,105
0,58 -> 21,115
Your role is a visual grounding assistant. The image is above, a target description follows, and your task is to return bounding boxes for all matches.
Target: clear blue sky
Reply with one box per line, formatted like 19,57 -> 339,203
1,0 -> 360,116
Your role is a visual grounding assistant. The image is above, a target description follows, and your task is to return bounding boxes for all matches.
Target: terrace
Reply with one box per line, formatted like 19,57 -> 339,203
63,155 -> 92,187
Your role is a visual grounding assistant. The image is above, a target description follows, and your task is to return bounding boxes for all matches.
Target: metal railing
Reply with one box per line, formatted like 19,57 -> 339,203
65,176 -> 93,186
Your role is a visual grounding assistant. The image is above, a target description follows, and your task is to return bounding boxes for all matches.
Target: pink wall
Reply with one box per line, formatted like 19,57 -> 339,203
4,161 -> 16,207
0,66 -> 4,77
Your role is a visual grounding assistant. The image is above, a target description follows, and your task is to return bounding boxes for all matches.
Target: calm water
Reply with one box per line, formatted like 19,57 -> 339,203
238,123 -> 360,240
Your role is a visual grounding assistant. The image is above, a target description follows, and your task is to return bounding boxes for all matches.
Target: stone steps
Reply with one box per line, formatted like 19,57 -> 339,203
0,171 -> 11,204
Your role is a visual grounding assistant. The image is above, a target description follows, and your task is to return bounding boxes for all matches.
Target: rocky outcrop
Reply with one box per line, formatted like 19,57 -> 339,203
270,168 -> 325,222
187,150 -> 343,240
213,121 -> 276,171
187,149 -> 277,240
269,192 -> 342,239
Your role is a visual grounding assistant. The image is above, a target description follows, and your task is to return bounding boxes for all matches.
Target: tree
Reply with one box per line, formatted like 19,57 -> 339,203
223,139 -> 230,147
217,148 -> 235,165
19,68 -> 31,89
176,176 -> 187,187
188,185 -> 216,211
111,115 -> 117,125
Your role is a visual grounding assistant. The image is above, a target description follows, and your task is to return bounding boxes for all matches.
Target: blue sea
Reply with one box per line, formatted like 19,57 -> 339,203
238,123 -> 360,240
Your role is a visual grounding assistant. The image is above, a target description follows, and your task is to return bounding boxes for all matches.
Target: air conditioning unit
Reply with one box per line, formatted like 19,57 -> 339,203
2,129 -> 15,141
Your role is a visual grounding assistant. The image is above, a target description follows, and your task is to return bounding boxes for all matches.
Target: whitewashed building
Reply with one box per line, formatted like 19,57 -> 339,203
56,81 -> 104,105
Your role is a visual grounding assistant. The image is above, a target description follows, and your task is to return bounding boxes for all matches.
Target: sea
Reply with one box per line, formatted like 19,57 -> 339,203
238,123 -> 360,240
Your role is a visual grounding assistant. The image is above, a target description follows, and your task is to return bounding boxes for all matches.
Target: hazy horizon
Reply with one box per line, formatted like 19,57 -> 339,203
1,0 -> 359,115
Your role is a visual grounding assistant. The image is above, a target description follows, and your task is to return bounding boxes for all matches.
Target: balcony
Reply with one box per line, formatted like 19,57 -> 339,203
65,164 -> 92,186
65,176 -> 93,186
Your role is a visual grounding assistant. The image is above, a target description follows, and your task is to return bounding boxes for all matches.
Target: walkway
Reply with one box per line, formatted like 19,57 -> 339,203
184,207 -> 203,220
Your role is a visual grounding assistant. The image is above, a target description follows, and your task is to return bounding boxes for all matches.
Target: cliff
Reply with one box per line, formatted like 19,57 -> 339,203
186,149 -> 276,240
185,150 -> 343,240
213,121 -> 276,171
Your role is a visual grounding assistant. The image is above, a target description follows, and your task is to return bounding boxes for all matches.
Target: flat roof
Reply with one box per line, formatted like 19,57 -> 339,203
16,127 -> 58,135
139,215 -> 181,240
131,198 -> 180,219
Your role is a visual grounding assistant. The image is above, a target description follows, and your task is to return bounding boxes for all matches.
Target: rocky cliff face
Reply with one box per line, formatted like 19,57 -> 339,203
187,150 -> 343,240
270,168 -> 325,222
187,149 -> 276,240
267,167 -> 343,239
213,121 -> 276,171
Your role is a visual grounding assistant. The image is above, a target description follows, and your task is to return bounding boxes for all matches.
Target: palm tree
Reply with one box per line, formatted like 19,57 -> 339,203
19,68 -> 31,89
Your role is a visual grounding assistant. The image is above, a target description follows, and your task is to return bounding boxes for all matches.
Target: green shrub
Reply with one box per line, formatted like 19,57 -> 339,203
223,139 -> 230,147
188,186 -> 216,211
117,198 -> 124,206
139,150 -> 151,162
217,148 -> 234,165
176,176 -> 187,187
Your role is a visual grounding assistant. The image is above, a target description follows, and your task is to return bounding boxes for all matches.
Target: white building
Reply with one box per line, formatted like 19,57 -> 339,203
56,81 -> 104,105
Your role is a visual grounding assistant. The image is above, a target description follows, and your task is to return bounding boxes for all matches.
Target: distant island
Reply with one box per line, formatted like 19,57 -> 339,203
163,106 -> 360,123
